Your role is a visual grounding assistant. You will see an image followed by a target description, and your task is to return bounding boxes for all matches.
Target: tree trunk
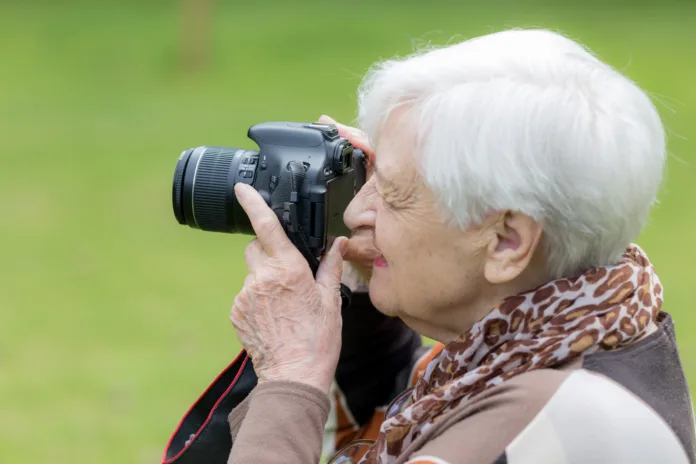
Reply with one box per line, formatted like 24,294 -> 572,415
180,0 -> 212,70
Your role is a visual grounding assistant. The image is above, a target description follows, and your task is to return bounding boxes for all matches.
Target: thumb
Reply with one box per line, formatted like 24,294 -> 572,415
316,237 -> 348,294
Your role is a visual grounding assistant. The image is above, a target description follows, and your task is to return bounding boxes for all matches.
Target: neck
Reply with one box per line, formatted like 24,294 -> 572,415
415,270 -> 552,345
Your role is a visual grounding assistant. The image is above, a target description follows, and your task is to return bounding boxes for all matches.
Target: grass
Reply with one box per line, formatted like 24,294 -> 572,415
0,1 -> 694,462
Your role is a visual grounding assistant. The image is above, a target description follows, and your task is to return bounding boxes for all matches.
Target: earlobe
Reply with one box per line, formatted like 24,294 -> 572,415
484,212 -> 543,285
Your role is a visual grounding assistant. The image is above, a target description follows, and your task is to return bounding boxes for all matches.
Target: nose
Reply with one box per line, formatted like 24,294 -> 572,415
344,177 -> 377,231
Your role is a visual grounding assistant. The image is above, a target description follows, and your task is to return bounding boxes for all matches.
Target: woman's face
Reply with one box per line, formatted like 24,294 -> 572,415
343,120 -> 495,340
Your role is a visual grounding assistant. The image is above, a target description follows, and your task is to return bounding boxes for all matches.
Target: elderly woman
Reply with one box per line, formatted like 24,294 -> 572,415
166,29 -> 695,464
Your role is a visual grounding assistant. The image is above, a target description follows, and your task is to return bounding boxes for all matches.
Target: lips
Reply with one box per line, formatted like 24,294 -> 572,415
374,255 -> 388,268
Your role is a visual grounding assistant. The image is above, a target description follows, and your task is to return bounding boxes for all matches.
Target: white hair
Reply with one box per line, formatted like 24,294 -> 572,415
357,28 -> 666,279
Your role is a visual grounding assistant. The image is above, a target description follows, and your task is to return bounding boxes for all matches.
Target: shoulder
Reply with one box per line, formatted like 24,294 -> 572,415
407,367 -> 689,464
500,369 -> 690,463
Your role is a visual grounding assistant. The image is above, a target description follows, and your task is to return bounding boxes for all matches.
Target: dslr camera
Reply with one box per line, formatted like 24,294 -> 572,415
171,121 -> 367,280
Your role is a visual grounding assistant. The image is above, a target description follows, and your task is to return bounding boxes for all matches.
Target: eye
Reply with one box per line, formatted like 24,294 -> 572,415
374,175 -> 402,210
379,191 -> 398,210
365,162 -> 376,181
365,155 -> 375,171
374,184 -> 391,207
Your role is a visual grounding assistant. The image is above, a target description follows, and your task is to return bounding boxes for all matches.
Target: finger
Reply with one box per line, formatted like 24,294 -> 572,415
234,183 -> 292,257
244,238 -> 265,273
318,115 -> 374,159
318,115 -> 337,124
316,236 -> 348,296
243,272 -> 255,289
343,234 -> 379,264
230,289 -> 249,331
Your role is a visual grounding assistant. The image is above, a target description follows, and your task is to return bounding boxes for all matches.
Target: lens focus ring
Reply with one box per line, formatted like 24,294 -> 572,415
192,147 -> 237,231
172,149 -> 193,225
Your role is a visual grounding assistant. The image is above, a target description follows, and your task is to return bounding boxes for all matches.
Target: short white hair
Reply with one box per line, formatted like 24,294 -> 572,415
357,29 -> 666,278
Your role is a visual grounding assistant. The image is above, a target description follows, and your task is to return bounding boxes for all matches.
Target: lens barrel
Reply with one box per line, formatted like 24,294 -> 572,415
172,146 -> 255,234
172,149 -> 193,226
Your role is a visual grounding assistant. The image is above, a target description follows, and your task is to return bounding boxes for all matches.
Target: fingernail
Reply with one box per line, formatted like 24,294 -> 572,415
348,128 -> 362,138
338,238 -> 349,256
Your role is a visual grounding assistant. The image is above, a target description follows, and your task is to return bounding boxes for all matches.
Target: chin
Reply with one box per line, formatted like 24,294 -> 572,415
357,262 -> 374,281
368,277 -> 399,317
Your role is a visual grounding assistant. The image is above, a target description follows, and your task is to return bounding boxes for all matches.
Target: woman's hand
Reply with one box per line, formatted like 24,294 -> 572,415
317,115 -> 378,292
317,115 -> 374,160
229,182 -> 348,395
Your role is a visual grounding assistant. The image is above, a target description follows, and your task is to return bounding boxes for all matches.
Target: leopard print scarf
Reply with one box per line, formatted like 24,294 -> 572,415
362,244 -> 662,463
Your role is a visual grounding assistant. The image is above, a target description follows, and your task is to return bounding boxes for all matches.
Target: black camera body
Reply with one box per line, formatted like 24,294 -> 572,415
172,121 -> 367,273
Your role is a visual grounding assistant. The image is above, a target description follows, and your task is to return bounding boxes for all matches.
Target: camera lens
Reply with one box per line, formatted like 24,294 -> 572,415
172,146 -> 256,234
172,149 -> 193,226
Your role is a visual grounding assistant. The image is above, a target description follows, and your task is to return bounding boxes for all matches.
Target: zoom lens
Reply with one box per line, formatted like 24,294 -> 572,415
172,146 -> 257,234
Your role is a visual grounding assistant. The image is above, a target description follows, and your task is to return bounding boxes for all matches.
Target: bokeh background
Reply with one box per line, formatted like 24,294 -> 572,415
1,0 -> 694,462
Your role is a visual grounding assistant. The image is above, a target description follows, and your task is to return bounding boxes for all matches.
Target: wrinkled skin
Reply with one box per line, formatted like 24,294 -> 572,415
317,114 -> 546,343
230,113 -> 540,392
229,117 -> 379,395
229,182 -> 348,394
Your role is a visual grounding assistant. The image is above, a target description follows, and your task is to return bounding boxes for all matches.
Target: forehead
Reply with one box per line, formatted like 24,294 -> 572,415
373,119 -> 419,186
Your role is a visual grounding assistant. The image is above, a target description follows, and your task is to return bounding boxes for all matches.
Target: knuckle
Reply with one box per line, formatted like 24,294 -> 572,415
245,238 -> 260,253
243,245 -> 254,261
233,290 -> 249,311
251,272 -> 273,289
251,276 -> 279,297
229,306 -> 242,326
286,260 -> 309,278
250,281 -> 267,295
249,256 -> 311,293
282,267 -> 310,287
257,217 -> 280,237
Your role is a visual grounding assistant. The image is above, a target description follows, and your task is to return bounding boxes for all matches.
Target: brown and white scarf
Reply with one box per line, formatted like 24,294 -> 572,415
361,244 -> 662,463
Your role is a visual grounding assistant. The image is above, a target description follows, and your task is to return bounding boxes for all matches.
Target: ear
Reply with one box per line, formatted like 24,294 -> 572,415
483,211 -> 544,285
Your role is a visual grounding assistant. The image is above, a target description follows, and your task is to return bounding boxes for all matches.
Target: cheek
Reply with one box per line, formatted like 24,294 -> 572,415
374,209 -> 399,256
376,212 -> 424,282
386,223 -> 465,290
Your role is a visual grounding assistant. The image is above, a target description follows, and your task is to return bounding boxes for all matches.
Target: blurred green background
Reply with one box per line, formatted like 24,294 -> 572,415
1,0 -> 694,462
